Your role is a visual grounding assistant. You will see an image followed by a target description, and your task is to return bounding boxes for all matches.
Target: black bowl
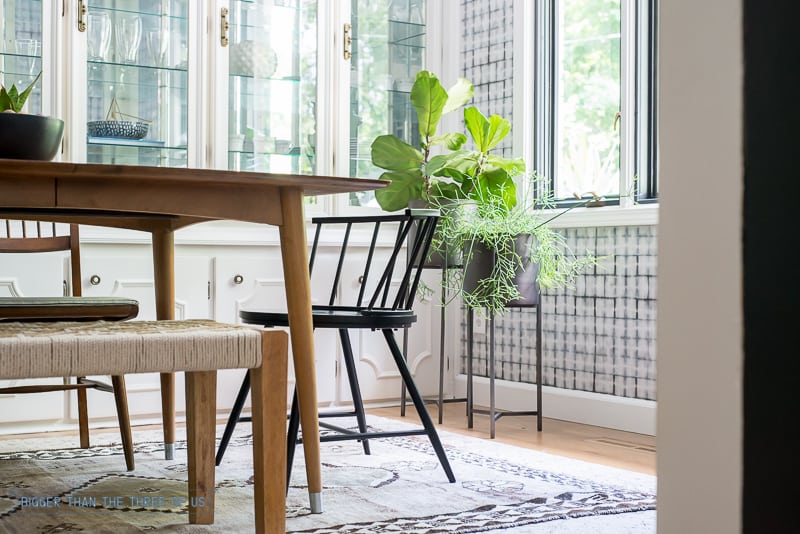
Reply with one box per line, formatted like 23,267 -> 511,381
0,112 -> 65,160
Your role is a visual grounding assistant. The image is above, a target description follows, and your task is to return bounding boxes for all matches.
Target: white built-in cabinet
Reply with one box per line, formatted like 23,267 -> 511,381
0,0 -> 455,431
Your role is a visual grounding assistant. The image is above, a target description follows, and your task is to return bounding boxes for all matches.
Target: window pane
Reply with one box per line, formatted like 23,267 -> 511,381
348,0 -> 425,208
556,0 -> 621,199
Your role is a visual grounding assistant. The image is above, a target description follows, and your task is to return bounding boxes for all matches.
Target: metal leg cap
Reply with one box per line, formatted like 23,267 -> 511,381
309,492 -> 323,514
164,443 -> 175,460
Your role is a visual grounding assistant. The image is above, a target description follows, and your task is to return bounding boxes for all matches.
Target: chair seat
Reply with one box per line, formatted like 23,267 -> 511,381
0,297 -> 139,322
241,306 -> 417,330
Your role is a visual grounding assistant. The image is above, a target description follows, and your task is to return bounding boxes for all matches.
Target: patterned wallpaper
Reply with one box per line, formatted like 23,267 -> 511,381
458,0 -> 657,401
461,226 -> 658,401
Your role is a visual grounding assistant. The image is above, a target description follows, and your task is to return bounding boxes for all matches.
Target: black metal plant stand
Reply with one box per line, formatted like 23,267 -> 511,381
466,302 -> 543,439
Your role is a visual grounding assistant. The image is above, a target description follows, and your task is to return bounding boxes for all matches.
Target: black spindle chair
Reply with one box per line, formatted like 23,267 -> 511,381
215,209 -> 455,485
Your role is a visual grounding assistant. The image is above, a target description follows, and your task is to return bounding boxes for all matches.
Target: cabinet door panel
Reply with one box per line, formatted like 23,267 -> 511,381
219,0 -> 318,176
76,251 -> 209,420
0,254 -> 67,297
84,1 -> 192,167
213,254 -> 337,406
337,247 -> 438,403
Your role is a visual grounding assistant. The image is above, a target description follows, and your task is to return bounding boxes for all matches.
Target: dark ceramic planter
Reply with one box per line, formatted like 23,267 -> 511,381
409,198 -> 464,269
0,112 -> 65,160
462,233 -> 540,308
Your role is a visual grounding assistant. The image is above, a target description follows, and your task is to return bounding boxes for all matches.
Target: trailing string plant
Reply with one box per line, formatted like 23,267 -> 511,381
437,175 -> 599,317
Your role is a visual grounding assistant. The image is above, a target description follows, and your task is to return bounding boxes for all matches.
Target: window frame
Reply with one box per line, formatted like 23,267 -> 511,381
527,0 -> 658,210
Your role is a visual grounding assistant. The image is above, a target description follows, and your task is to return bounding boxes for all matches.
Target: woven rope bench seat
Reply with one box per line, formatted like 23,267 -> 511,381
0,319 -> 289,533
0,319 -> 263,379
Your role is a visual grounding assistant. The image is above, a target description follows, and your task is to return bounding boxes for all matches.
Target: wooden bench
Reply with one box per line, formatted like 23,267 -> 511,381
0,319 -> 288,534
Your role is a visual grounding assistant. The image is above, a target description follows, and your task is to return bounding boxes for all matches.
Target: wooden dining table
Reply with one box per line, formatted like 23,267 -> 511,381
0,158 -> 385,514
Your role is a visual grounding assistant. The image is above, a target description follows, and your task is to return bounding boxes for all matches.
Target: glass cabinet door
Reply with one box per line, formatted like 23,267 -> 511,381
347,0 -> 425,208
0,0 -> 43,115
224,0 -> 317,174
85,0 -> 190,167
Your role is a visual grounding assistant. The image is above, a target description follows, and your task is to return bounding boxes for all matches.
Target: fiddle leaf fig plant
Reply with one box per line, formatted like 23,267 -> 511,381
0,71 -> 41,113
371,70 -> 526,214
371,70 -> 474,211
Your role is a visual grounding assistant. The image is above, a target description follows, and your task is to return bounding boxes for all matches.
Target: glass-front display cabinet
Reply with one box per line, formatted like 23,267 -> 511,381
84,0 -> 190,167
346,0 -> 426,208
220,0 -> 317,175
0,0 -> 45,114
1,0 -> 436,198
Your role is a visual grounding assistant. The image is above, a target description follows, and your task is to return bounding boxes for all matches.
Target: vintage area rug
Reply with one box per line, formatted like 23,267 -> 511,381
0,415 -> 656,533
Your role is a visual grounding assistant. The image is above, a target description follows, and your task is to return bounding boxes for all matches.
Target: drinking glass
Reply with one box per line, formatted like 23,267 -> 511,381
115,14 -> 142,64
14,39 -> 41,75
88,12 -> 112,61
147,30 -> 168,67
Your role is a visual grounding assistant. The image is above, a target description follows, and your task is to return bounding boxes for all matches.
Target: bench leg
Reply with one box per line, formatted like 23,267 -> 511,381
111,375 -> 135,471
186,370 -> 217,525
251,330 -> 288,534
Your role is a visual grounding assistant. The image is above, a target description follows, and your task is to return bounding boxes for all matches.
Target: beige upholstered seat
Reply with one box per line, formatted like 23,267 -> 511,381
0,319 -> 288,533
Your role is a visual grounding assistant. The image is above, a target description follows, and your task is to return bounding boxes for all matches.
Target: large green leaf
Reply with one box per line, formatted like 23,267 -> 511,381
410,71 -> 448,139
442,77 -> 474,114
463,106 -> 489,151
485,155 -> 526,176
484,114 -> 511,151
374,170 -> 426,212
471,167 -> 517,212
428,180 -> 464,201
428,132 -> 467,151
370,134 -> 424,171
463,107 -> 511,153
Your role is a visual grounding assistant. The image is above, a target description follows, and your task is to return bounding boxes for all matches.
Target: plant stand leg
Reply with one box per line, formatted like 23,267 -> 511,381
537,303 -> 543,431
489,313 -> 496,440
467,307 -> 474,429
437,272 -> 446,424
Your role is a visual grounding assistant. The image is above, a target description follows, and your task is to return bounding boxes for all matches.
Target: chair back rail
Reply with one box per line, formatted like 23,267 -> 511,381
308,209 -> 439,313
0,220 -> 82,295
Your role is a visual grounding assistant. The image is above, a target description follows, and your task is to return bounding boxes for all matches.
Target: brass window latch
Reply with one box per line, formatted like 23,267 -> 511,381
343,23 -> 352,60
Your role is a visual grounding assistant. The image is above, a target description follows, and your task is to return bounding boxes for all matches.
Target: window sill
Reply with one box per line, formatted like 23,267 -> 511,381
545,203 -> 659,229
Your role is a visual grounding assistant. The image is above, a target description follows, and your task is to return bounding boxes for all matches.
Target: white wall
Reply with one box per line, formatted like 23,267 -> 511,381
657,0 -> 743,532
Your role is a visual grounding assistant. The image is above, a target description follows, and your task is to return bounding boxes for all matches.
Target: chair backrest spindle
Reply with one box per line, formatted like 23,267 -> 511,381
308,210 -> 439,314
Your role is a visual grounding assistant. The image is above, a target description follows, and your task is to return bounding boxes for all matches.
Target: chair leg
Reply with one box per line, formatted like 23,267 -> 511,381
286,389 -> 300,490
111,375 -> 135,471
382,329 -> 456,483
216,370 -> 251,466
77,377 -> 90,449
338,329 -> 370,455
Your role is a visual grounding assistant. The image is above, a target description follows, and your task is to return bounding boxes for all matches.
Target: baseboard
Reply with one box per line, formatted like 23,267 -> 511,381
454,375 -> 656,436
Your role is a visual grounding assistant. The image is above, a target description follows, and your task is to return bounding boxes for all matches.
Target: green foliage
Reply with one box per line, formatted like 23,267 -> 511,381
371,70 -> 526,214
436,180 -> 599,316
370,70 -> 474,212
0,71 -> 41,113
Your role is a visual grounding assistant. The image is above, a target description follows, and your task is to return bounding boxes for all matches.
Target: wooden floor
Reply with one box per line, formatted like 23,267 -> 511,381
0,403 -> 656,477
369,402 -> 656,476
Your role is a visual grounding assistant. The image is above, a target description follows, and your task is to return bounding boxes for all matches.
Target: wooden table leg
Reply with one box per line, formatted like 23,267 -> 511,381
152,228 -> 176,460
185,370 -> 217,525
278,187 -> 323,513
251,331 -> 289,534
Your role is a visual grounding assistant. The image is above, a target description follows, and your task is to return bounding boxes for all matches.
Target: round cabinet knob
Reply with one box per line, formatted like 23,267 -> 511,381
233,274 -> 244,285
357,275 -> 364,284
89,275 -> 101,286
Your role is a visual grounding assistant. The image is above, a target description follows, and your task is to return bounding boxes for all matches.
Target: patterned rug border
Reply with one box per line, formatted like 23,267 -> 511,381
0,415 -> 657,533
